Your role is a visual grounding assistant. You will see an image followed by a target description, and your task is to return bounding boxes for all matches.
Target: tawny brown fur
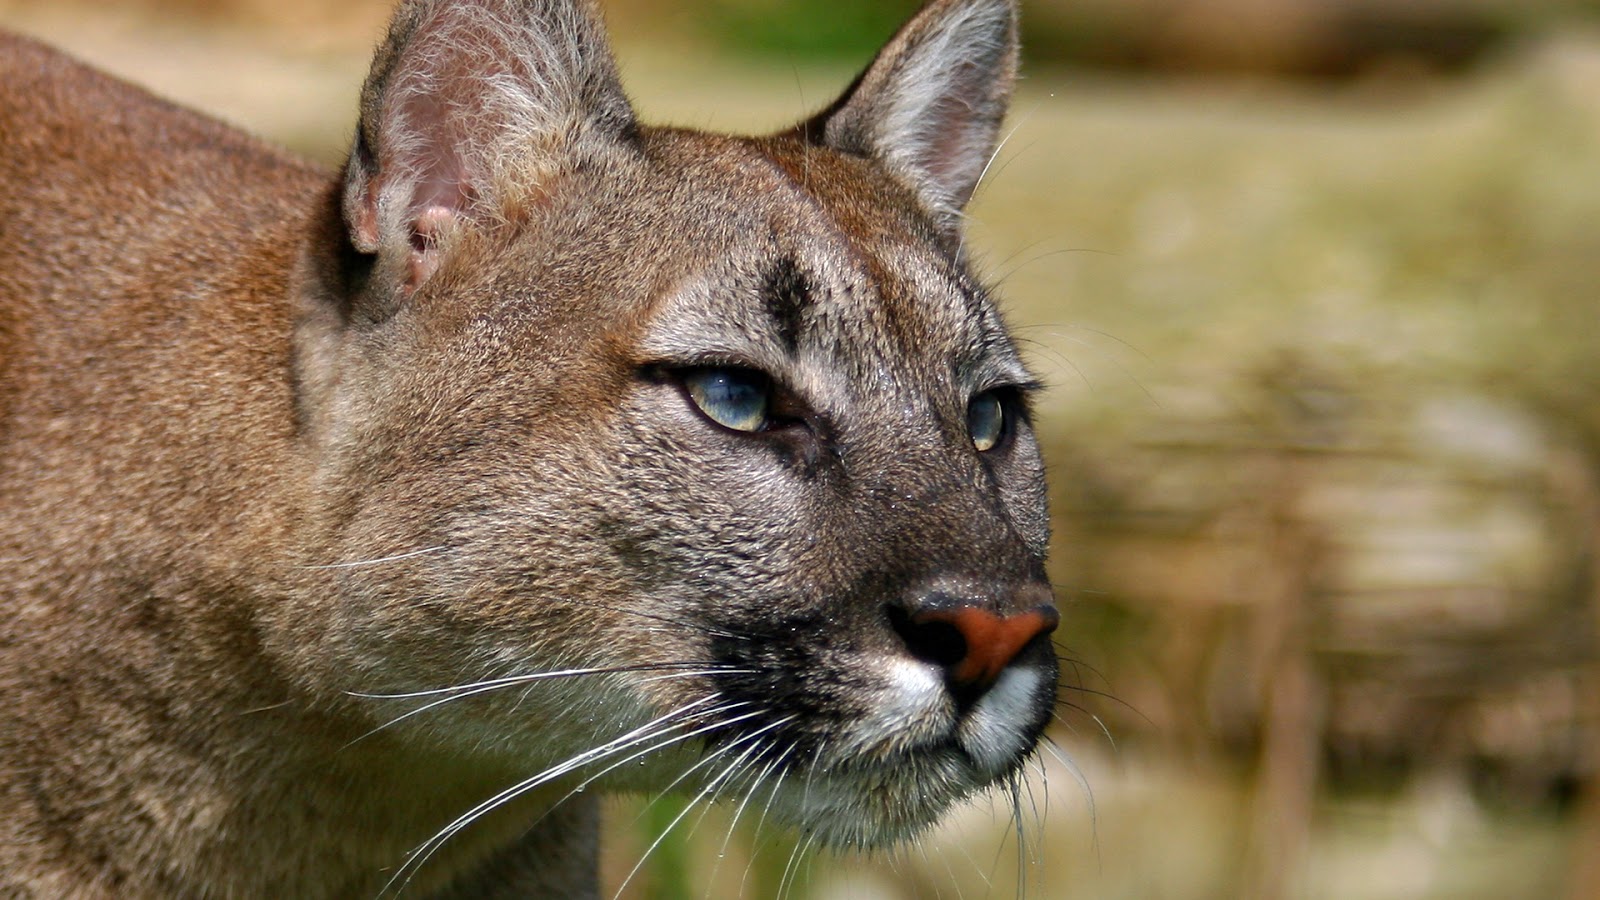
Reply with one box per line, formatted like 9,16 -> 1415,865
0,1 -> 1056,896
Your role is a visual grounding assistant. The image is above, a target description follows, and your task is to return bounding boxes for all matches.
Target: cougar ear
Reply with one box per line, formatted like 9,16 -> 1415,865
801,0 -> 1018,230
342,0 -> 635,304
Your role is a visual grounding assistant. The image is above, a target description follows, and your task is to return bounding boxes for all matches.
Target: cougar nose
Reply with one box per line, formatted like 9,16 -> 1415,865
889,600 -> 1059,703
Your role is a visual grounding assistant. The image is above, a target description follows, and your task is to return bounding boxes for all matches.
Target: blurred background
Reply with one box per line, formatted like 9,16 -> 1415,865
4,0 -> 1598,896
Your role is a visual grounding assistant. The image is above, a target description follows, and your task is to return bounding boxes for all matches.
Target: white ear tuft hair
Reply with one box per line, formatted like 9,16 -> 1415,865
805,0 -> 1018,229
341,0 -> 634,300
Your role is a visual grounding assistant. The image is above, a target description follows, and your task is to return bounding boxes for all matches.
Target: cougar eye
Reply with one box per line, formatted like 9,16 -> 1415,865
967,390 -> 1006,452
684,367 -> 771,432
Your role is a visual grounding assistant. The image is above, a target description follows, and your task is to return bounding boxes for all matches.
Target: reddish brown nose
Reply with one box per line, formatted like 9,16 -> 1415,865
894,604 -> 1059,691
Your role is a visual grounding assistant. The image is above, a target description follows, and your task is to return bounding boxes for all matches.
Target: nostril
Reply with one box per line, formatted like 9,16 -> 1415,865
890,602 -> 1059,698
886,604 -> 968,669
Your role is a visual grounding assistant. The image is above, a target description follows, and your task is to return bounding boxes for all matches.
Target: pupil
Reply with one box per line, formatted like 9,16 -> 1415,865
709,373 -> 757,410
970,394 -> 1003,449
688,368 -> 768,431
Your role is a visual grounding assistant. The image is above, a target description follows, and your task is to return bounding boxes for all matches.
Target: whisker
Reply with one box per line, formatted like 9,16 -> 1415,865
708,746 -> 790,893
993,245 -> 1113,287
347,663 -> 749,747
1020,328 -> 1159,407
631,715 -> 795,829
635,667 -> 757,686
738,753 -> 795,898
795,734 -> 830,831
776,828 -> 816,900
960,99 -> 1041,261
980,783 -> 1011,892
1013,319 -> 1152,359
383,697 -> 737,896
529,594 -> 746,640
1052,703 -> 1122,752
971,115 -> 1028,201
1053,682 -> 1135,708
298,546 -> 448,570
519,702 -> 785,858
1009,774 -> 1028,898
1040,736 -> 1099,862
614,719 -> 790,899
1053,673 -> 1148,730
720,746 -> 789,858
946,821 -> 990,891
351,662 -> 737,701
1028,767 -> 1050,859
236,699 -> 293,716
675,735 -> 782,850
1030,752 -> 1051,835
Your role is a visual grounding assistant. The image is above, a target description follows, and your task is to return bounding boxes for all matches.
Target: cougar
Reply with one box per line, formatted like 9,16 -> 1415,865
0,0 -> 1059,895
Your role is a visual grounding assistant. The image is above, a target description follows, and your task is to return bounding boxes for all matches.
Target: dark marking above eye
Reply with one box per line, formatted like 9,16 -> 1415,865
761,257 -> 812,354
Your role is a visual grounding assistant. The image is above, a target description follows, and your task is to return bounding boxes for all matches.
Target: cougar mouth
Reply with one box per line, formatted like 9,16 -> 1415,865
697,630 -> 1058,848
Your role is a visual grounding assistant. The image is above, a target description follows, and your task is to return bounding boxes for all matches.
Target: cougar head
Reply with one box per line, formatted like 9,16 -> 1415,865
289,0 -> 1056,850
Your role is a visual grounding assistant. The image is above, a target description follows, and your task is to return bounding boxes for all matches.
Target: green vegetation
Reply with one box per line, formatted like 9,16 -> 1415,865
701,0 -> 920,60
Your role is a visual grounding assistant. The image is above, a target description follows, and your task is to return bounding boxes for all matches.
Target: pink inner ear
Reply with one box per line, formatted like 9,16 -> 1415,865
350,176 -> 384,254
922,90 -> 992,207
406,205 -> 458,291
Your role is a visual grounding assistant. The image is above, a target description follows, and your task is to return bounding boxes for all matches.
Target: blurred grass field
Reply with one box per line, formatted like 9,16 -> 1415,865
5,0 -> 1600,896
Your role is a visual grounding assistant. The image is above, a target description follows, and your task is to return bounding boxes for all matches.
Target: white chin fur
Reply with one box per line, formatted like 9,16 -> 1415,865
840,658 -> 1044,773
958,666 -> 1044,776
774,659 -> 1044,845
846,658 -> 949,754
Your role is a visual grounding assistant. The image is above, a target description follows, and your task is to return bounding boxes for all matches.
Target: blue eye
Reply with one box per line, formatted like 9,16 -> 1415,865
684,368 -> 771,432
968,391 -> 1006,452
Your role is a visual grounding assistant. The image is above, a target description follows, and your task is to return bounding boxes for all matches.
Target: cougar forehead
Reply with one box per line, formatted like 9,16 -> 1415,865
631,131 -> 1030,393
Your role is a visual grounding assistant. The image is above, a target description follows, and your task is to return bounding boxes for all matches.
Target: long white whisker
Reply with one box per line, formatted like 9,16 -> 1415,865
347,664 -> 747,746
1031,753 -> 1051,836
1086,711 -> 1119,752
720,745 -> 789,859
350,663 -> 730,701
973,114 -> 1030,200
635,668 -> 756,686
947,820 -> 991,891
917,834 -> 960,900
707,745 -> 789,895
776,829 -> 818,900
298,546 -> 448,570
938,836 -> 966,900
1040,737 -> 1098,860
747,755 -> 790,846
514,701 -> 781,858
738,753 -> 795,898
382,697 -> 733,897
958,100 -> 1040,262
1009,774 -> 1029,897
631,715 -> 796,828
429,701 -> 754,845
671,733 -> 786,857
614,721 -> 789,899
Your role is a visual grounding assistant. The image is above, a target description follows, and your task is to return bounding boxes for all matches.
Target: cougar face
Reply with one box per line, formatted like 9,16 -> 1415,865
0,0 -> 1056,893
306,133 -> 1056,845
